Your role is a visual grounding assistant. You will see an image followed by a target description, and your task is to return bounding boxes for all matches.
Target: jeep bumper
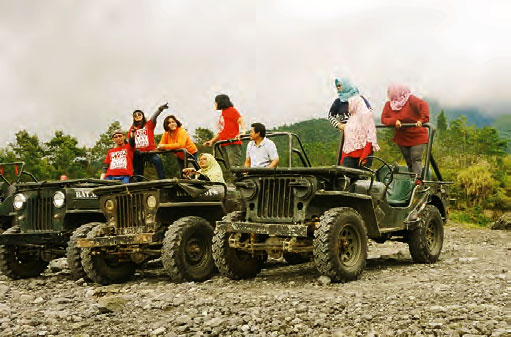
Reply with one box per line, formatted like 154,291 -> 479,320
216,221 -> 308,237
76,233 -> 156,248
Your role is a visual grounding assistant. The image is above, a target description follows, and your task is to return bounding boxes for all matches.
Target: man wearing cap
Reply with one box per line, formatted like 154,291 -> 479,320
244,123 -> 279,168
100,129 -> 135,183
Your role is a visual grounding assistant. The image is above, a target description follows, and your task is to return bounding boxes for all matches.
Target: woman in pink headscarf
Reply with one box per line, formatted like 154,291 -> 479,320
381,84 -> 429,175
340,95 -> 380,169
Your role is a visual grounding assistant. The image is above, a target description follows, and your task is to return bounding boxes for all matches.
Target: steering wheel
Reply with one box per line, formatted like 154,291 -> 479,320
363,156 -> 394,187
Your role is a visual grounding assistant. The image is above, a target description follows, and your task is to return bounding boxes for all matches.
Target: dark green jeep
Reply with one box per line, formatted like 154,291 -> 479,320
76,133 -> 310,285
0,178 -> 120,279
213,123 -> 450,282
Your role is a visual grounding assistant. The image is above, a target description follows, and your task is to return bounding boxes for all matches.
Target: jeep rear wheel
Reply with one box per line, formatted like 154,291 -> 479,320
66,222 -> 98,280
162,216 -> 215,282
408,205 -> 444,263
0,226 -> 49,279
313,207 -> 368,282
212,211 -> 263,280
81,224 -> 136,285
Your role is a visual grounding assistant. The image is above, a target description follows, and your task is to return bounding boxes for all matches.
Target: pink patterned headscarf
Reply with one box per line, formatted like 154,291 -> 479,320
387,84 -> 411,111
343,96 -> 380,154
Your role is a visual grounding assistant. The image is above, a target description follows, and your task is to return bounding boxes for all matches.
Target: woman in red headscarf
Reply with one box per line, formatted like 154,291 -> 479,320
381,84 -> 430,175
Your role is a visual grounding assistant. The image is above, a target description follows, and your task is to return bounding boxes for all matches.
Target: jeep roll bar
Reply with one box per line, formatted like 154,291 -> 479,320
213,132 -> 311,168
141,149 -> 200,171
0,162 -> 38,184
337,123 -> 442,182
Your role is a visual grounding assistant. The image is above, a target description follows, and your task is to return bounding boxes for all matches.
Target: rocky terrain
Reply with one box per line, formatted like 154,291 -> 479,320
0,222 -> 509,337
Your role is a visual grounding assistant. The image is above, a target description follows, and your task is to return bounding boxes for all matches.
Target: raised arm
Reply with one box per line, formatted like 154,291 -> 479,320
150,103 -> 169,124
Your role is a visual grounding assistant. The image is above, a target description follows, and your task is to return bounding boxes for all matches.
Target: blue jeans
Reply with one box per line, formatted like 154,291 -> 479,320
133,152 -> 165,179
105,175 -> 131,183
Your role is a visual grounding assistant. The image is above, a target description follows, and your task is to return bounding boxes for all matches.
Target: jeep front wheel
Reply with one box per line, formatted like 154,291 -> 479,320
80,224 -> 136,285
313,207 -> 368,282
212,211 -> 263,280
0,226 -> 49,279
162,216 -> 215,282
408,205 -> 444,263
66,222 -> 97,280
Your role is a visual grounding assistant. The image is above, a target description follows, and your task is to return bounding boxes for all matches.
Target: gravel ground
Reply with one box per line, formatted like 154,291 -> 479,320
0,222 -> 510,337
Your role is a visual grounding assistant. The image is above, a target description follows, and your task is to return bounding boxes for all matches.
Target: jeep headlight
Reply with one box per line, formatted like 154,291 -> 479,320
146,194 -> 157,210
236,180 -> 258,200
104,199 -> 116,213
13,193 -> 27,210
53,191 -> 66,208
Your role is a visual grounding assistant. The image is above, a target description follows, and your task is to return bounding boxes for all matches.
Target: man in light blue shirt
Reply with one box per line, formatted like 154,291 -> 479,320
244,123 -> 279,168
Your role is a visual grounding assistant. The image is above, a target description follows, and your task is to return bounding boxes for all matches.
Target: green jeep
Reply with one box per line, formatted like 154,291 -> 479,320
213,123 -> 451,282
76,133 -> 310,285
0,178 -> 120,279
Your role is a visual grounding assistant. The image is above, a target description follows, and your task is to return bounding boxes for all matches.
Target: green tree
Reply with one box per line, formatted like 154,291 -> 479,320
437,110 -> 447,133
9,130 -> 53,179
46,131 -> 87,179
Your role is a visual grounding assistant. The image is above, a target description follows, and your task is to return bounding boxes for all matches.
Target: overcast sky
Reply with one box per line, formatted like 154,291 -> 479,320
1,0 -> 510,147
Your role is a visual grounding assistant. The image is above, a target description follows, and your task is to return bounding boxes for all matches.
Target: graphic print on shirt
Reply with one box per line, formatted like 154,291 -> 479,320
135,127 -> 150,148
110,149 -> 128,170
217,115 -> 225,133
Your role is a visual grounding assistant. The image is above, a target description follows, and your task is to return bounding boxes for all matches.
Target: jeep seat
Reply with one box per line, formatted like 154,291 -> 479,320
386,174 -> 415,207
352,180 -> 386,201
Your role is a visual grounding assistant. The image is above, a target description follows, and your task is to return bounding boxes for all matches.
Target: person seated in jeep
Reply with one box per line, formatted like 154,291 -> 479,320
244,123 -> 279,168
100,129 -> 135,183
182,153 -> 225,183
340,96 -> 379,169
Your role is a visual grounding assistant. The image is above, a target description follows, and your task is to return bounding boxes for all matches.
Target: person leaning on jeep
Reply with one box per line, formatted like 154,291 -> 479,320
244,123 -> 279,168
100,129 -> 135,184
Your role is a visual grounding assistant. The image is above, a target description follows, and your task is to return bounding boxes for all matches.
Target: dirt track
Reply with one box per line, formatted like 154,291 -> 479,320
0,222 -> 510,337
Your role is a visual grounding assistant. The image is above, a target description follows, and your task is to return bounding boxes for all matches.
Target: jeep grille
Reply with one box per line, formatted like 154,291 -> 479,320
256,177 -> 296,220
116,193 -> 145,229
27,197 -> 53,231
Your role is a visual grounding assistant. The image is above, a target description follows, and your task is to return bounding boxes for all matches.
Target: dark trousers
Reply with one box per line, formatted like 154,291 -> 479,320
341,155 -> 373,170
177,152 -> 199,173
398,144 -> 425,175
133,152 -> 165,179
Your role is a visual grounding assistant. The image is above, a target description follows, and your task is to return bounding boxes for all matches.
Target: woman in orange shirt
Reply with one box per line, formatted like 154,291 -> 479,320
158,115 -> 199,172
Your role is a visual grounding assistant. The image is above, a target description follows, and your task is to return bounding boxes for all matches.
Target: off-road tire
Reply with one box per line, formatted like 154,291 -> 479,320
408,205 -> 444,263
66,222 -> 98,280
81,223 -> 136,285
162,216 -> 215,282
212,211 -> 263,280
283,252 -> 311,265
313,207 -> 368,282
0,226 -> 49,279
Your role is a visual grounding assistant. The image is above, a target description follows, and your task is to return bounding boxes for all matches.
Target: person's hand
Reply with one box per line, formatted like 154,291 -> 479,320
203,140 -> 213,147
416,121 -> 422,127
158,103 -> 169,111
395,120 -> 402,129
235,134 -> 241,141
337,123 -> 346,131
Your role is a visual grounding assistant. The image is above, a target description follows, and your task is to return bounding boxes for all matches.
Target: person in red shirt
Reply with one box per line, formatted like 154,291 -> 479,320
381,84 -> 430,175
129,103 -> 168,180
158,115 -> 198,172
203,94 -> 246,174
340,96 -> 380,169
100,129 -> 135,184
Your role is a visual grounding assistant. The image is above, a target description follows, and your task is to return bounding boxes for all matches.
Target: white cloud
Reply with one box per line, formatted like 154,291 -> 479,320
1,0 -> 510,148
